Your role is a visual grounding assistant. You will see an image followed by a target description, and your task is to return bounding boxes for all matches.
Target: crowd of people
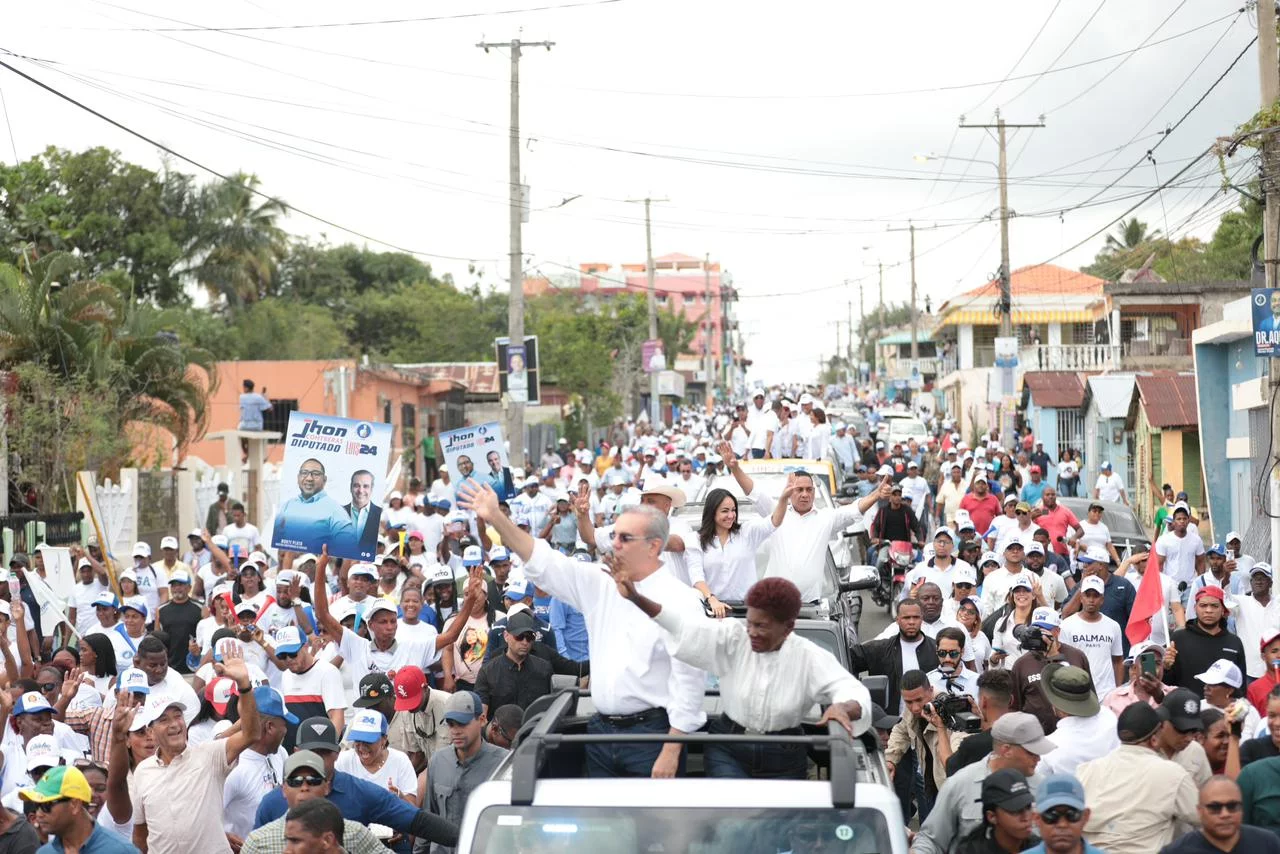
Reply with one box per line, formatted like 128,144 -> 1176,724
0,386 -> 1271,853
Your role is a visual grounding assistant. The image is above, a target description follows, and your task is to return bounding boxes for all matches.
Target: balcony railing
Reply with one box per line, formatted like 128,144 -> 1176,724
1022,344 -> 1119,371
1122,337 -> 1191,358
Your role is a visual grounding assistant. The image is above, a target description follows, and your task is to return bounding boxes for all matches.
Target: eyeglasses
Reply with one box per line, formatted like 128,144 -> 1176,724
512,633 -> 536,643
298,469 -> 325,478
275,652 -> 297,661
286,774 -> 326,788
1040,807 -> 1083,824
937,649 -> 963,659
1204,800 -> 1242,814
38,683 -> 58,693
1015,510 -> 1029,516
610,532 -> 653,545
33,800 -> 66,813
954,583 -> 975,589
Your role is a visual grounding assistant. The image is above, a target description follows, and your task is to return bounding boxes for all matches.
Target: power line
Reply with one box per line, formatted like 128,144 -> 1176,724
999,0 -> 1107,108
74,0 -> 623,31
0,55 -> 494,264
967,0 -> 1062,113
0,85 -> 16,164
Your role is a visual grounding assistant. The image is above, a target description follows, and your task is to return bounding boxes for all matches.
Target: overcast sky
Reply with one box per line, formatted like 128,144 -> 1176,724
1,1 -> 1262,385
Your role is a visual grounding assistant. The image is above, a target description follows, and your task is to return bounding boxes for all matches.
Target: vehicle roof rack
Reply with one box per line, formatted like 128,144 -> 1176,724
509,689 -> 871,808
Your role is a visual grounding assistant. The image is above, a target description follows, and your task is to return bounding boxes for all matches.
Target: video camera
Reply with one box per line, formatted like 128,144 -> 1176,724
925,691 -> 981,733
1012,623 -> 1050,653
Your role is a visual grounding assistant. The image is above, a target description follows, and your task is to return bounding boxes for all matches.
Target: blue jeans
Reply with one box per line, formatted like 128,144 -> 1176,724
750,449 -> 766,459
704,715 -> 807,779
586,711 -> 685,777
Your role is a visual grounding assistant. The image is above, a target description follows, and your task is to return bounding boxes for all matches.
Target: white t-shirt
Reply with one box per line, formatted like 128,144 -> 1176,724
746,406 -> 778,452
335,746 -> 417,793
281,658 -> 347,714
222,747 -> 287,838
1059,613 -> 1124,699
1094,473 -> 1126,503
1077,520 -> 1111,553
1156,531 -> 1206,586
221,522 -> 262,554
70,580 -> 108,636
336,628 -> 438,704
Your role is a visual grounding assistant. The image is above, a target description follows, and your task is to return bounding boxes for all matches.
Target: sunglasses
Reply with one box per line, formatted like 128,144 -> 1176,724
275,652 -> 298,661
33,800 -> 66,813
511,633 -> 537,643
937,649 -> 963,659
1040,807 -> 1083,824
286,774 -> 326,788
38,683 -> 58,693
1204,800 -> 1242,814
954,582 -> 975,589
610,532 -> 651,545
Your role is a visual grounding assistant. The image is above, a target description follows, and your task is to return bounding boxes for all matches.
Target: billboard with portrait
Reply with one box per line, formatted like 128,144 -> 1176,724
271,412 -> 393,561
496,336 -> 540,405
440,421 -> 516,502
1253,288 -> 1280,357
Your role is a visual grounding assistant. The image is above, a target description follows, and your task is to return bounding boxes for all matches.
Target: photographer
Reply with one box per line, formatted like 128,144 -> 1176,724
887,670 -> 973,819
1009,608 -> 1092,735
946,669 -> 1017,775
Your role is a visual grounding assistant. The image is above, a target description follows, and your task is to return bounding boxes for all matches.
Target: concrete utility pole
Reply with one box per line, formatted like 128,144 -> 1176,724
704,252 -> 715,415
626,196 -> 669,427
877,261 -> 885,376
1259,0 -> 1280,567
887,222 -> 921,361
960,110 -> 1045,336
477,37 -> 553,469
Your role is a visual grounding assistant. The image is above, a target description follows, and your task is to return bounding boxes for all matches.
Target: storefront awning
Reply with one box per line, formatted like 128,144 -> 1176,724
940,308 -> 1102,327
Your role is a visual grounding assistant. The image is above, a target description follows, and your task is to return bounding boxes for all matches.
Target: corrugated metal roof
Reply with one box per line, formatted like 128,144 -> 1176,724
1087,374 -> 1137,419
877,330 -> 934,346
1023,372 -> 1087,408
1135,373 -> 1199,428
395,362 -> 500,396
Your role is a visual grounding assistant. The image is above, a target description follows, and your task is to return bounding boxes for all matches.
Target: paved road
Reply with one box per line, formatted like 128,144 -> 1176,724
855,592 -> 895,646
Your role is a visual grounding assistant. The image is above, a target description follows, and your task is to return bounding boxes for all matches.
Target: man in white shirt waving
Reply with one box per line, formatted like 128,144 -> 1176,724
457,479 -> 706,779
1093,461 -> 1128,506
718,443 -> 887,601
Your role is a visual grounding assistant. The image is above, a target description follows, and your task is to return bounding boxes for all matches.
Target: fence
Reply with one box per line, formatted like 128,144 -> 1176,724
136,470 -> 179,555
0,512 -> 85,553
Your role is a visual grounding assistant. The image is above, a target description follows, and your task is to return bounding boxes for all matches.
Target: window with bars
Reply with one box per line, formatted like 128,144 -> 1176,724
1056,409 -> 1085,460
263,400 -> 298,443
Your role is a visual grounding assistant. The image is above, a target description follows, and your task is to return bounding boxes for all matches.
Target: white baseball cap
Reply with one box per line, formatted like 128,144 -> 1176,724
1080,575 -> 1106,595
1011,573 -> 1035,592
1196,659 -> 1243,689
160,536 -> 179,551
131,542 -> 151,558
131,695 -> 191,732
1031,607 -> 1060,630
954,565 -> 978,585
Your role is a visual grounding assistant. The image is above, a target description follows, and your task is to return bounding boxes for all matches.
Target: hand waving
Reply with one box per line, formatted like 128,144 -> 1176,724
456,481 -> 500,521
601,553 -> 637,601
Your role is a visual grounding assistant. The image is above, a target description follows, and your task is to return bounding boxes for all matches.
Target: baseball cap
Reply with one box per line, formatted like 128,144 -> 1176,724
364,599 -> 398,621
346,709 -> 389,743
1195,586 -> 1225,603
211,534 -> 229,549
1172,501 -> 1191,516
991,712 -> 1056,755
870,703 -> 900,731
1003,494 -> 1019,506
1101,461 -> 1112,470
978,551 -> 1000,568
1158,688 -> 1205,732
1031,607 -> 1060,630
1024,541 -> 1044,556
75,557 -> 92,571
295,553 -> 318,566
92,592 -> 120,609
19,766 -> 91,806
388,490 -> 403,502
204,678 -> 239,717
284,750 -> 327,780
505,610 -> 541,636
14,692 -> 53,717
23,734 -> 58,773
1036,773 -> 1087,812
504,578 -> 531,600
274,569 -> 298,588
348,563 -> 378,581
121,597 -> 149,620
118,569 -> 138,585
254,686 -> 298,724
213,637 -> 244,662
1028,465 -> 1042,474
1011,573 -> 1035,592
489,546 -> 511,563
1206,542 -> 1226,557
234,601 -> 259,618
295,716 -> 340,753
1079,545 -> 1110,564
1195,659 -> 1243,690
120,668 -> 150,695
167,568 -> 193,586
160,536 -> 179,551
981,768 -> 1035,811
1080,575 -> 1106,595
393,666 -> 427,712
1003,537 -> 1025,553
187,528 -> 204,539
953,565 -> 978,586
273,625 -> 304,656
1261,630 -> 1280,652
1117,702 -> 1163,743
131,542 -> 151,558
1253,562 -> 1274,578
462,545 -> 484,567
1225,530 -> 1242,544
133,695 -> 190,730
353,673 -> 395,709
443,690 -> 484,725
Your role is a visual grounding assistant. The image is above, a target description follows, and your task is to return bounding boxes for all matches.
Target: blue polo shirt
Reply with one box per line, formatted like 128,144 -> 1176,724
38,824 -> 137,853
271,491 -> 354,552
255,769 -> 418,854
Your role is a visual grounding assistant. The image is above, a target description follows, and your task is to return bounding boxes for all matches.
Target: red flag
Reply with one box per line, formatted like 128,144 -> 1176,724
1126,549 -> 1164,644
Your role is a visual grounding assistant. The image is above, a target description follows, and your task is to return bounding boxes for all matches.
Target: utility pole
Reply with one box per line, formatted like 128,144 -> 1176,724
626,196 -> 669,427
1259,0 -> 1280,568
477,37 -> 553,469
704,252 -> 714,415
960,110 -> 1045,337
877,261 -> 885,378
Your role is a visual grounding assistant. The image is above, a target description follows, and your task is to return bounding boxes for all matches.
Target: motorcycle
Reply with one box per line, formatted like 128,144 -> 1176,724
871,540 -> 913,616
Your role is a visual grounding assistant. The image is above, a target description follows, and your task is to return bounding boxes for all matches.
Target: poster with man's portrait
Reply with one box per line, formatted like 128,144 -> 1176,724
272,412 -> 393,561
440,422 -> 516,502
1253,288 -> 1280,356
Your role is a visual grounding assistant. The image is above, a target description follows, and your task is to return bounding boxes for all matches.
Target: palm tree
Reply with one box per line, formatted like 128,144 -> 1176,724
1104,218 -> 1160,254
188,173 -> 289,308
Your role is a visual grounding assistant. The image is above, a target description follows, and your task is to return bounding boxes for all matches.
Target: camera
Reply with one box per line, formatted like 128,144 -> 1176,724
1012,623 -> 1049,652
925,692 -> 982,733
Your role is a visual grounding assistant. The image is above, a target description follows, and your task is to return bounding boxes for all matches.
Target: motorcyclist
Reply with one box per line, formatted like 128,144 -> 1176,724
870,481 -> 921,569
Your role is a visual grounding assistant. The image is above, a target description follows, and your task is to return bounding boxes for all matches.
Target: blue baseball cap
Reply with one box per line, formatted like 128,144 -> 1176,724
273,625 -> 305,656
462,545 -> 484,567
1036,773 -> 1087,811
1206,542 -> 1226,556
92,592 -> 120,609
489,546 -> 511,563
503,579 -> 531,601
431,498 -> 452,510
253,686 -> 298,724
347,709 -> 388,743
14,692 -> 53,717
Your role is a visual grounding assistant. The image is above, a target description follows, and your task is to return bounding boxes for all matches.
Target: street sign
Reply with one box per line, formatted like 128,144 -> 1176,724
495,336 -> 541,404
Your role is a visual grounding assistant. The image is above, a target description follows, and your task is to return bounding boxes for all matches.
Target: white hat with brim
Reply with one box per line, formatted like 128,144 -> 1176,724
640,483 -> 687,509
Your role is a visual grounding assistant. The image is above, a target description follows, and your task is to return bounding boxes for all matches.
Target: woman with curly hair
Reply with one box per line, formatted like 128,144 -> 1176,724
608,570 -> 872,779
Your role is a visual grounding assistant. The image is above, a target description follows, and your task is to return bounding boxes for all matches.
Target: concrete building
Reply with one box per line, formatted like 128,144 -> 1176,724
1125,373 -> 1201,534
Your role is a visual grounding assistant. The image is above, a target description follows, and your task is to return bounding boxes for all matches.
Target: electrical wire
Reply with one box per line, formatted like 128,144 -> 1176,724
967,0 -> 1062,114
0,85 -> 16,164
1000,0 -> 1107,108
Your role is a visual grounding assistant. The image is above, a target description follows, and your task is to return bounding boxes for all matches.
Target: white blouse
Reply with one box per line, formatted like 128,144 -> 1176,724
685,516 -> 779,601
654,606 -> 871,734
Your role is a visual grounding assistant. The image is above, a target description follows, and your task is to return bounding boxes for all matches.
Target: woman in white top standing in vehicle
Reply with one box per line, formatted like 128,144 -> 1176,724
687,484 -> 794,617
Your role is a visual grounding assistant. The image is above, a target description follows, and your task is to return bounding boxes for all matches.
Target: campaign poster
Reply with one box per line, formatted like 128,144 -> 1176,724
1253,288 -> 1280,357
272,412 -> 393,562
441,421 -> 517,501
496,336 -> 541,405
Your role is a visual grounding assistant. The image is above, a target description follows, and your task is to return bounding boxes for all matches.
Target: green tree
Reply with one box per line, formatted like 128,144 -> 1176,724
187,174 -> 289,308
855,303 -> 913,363
0,147 -> 204,305
1104,217 -> 1160,253
225,299 -> 351,360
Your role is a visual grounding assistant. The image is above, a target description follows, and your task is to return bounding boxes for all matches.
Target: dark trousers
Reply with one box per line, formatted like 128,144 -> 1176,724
704,715 -> 806,779
586,710 -> 684,777
424,457 -> 438,484
894,747 -> 934,823
750,449 -> 766,459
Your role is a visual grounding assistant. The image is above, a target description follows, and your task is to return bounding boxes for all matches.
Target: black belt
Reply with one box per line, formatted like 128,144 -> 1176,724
720,713 -> 802,736
596,707 -> 667,727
